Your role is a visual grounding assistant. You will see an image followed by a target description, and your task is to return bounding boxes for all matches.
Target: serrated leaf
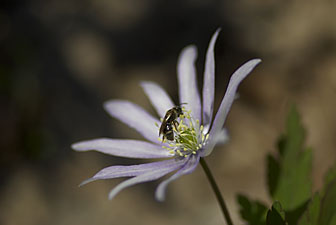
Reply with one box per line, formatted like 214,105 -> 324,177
237,194 -> 267,225
270,106 -> 312,211
266,201 -> 288,225
275,147 -> 312,210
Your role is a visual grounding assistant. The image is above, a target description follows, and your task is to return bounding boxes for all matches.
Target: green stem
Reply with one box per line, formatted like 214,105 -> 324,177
200,157 -> 234,225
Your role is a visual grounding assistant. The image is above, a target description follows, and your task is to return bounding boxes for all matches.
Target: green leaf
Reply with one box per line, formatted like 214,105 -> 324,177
298,165 -> 336,225
267,154 -> 280,197
286,200 -> 310,225
266,201 -> 288,225
322,164 -> 336,195
298,193 -> 321,225
318,166 -> 336,225
237,194 -> 267,225
269,106 -> 312,211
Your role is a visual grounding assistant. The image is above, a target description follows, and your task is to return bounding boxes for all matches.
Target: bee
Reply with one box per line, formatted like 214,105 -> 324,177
159,105 -> 184,142
161,123 -> 174,141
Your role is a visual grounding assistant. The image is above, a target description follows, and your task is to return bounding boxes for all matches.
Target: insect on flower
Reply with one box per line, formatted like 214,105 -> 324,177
159,105 -> 185,142
72,28 -> 261,201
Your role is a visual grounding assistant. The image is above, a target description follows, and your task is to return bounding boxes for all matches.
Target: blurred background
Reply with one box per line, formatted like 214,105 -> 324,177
1,0 -> 336,224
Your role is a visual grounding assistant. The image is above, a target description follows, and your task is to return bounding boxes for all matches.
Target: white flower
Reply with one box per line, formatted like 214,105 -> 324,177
72,29 -> 261,201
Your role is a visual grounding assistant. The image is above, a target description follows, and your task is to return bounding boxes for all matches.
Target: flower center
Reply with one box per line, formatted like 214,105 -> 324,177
157,108 -> 209,158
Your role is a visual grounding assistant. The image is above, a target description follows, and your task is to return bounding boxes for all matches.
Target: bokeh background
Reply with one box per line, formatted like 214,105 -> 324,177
1,0 -> 336,224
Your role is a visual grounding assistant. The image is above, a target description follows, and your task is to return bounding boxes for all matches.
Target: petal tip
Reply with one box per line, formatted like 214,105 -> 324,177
155,190 -> 166,202
79,178 -> 95,187
71,141 -> 93,152
103,99 -> 128,116
71,142 -> 83,151
139,80 -> 152,88
155,196 -> 165,202
212,28 -> 221,40
181,44 -> 197,57
248,58 -> 262,70
103,100 -> 114,110
251,58 -> 262,64
108,191 -> 117,200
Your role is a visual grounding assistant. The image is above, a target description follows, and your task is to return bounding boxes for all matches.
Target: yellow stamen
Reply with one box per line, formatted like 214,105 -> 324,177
205,134 -> 209,141
158,107 -> 208,158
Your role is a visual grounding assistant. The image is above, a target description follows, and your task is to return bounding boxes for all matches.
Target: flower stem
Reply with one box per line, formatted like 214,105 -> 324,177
200,157 -> 233,225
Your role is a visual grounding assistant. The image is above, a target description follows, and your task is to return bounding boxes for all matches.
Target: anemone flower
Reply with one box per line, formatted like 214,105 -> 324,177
72,29 -> 261,203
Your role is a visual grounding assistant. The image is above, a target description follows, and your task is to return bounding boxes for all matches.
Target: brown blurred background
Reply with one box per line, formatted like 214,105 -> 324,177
1,0 -> 336,224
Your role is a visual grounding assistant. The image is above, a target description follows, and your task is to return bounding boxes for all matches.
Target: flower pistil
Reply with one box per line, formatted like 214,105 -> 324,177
159,108 -> 209,158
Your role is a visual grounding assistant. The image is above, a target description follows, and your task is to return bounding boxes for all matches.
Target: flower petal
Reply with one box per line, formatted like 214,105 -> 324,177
108,159 -> 185,200
104,100 -> 160,144
155,155 -> 200,201
140,81 -> 175,118
79,158 -> 184,186
177,45 -> 201,121
203,59 -> 261,156
214,128 -> 229,145
200,128 -> 229,157
72,138 -> 172,159
202,28 -> 221,132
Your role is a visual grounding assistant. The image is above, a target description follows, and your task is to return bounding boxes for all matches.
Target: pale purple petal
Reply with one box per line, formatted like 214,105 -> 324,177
200,128 -> 229,157
177,45 -> 201,121
79,158 -> 184,186
155,155 -> 200,201
214,128 -> 229,145
203,59 -> 261,156
202,29 -> 220,132
72,138 -> 172,159
140,81 -> 175,118
104,100 -> 160,144
108,160 -> 185,200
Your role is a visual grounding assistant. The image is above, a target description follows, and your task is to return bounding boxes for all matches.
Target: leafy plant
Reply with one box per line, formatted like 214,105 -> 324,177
237,106 -> 336,225
266,201 -> 287,225
299,165 -> 336,225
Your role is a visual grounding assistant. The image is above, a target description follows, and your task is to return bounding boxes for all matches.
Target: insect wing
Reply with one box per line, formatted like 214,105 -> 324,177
159,120 -> 166,136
